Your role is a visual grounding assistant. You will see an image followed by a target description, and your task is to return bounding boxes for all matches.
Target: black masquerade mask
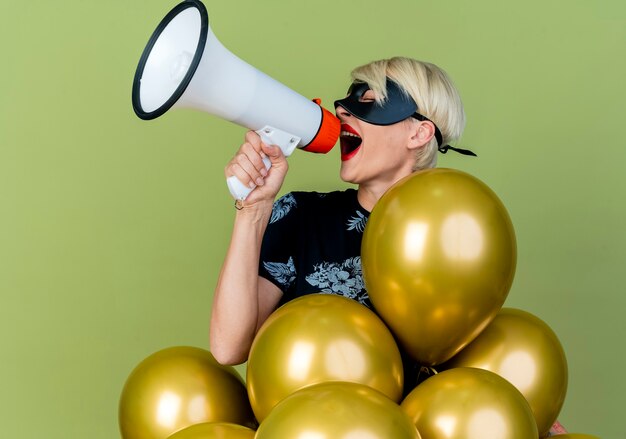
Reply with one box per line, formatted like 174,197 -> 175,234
334,78 -> 476,157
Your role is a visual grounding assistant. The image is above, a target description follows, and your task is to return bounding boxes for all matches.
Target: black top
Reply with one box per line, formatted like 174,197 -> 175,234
259,189 -> 371,308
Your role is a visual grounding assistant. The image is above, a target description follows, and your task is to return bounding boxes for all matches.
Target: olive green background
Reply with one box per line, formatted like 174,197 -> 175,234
1,0 -> 624,437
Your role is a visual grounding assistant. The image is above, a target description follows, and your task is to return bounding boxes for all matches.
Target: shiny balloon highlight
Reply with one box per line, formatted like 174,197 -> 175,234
165,422 -> 255,439
401,367 -> 538,439
362,168 -> 517,365
119,347 -> 256,439
443,308 -> 568,436
246,293 -> 404,421
256,381 -> 421,439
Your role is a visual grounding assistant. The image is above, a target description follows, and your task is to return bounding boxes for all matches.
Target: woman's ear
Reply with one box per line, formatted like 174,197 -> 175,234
408,120 -> 436,150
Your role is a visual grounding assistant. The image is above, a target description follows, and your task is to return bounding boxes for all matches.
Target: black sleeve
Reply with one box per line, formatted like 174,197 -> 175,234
258,192 -> 300,293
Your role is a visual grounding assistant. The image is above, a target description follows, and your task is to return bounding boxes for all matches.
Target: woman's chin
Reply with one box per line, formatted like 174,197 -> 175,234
339,162 -> 358,184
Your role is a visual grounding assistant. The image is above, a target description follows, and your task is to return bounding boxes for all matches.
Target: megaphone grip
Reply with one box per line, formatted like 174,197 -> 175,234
226,126 -> 299,200
227,155 -> 272,200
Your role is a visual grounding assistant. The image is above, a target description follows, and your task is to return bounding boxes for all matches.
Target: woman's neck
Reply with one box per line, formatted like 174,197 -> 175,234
357,171 -> 412,212
357,178 -> 404,212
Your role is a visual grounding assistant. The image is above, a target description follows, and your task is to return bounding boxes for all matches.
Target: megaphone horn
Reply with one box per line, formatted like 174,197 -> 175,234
132,0 -> 340,200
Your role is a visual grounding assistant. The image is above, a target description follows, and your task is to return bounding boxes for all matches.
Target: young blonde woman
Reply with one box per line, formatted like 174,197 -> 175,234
210,57 -> 472,371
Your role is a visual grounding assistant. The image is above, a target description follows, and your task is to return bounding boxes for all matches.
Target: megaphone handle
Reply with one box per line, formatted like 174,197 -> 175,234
226,126 -> 300,200
226,155 -> 271,200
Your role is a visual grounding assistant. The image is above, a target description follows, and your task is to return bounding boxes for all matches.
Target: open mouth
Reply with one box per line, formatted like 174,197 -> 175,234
340,124 -> 362,161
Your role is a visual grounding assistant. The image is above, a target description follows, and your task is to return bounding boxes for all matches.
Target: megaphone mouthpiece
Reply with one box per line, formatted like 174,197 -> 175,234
303,100 -> 340,154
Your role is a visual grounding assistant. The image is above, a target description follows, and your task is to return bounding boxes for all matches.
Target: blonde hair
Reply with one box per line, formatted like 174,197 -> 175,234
350,57 -> 466,170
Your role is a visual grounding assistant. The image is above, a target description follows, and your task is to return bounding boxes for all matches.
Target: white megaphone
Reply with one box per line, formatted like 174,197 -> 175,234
132,0 -> 340,200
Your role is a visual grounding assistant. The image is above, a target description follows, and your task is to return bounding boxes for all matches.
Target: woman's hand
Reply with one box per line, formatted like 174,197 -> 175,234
225,131 -> 289,207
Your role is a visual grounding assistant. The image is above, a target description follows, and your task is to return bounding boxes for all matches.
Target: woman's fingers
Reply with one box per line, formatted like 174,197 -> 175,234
226,132 -> 270,188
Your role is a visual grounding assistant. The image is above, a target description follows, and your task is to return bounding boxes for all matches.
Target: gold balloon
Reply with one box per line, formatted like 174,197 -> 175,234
443,308 -> 568,437
401,367 -> 537,439
247,294 -> 404,421
362,168 -> 516,365
256,381 -> 421,438
119,346 -> 256,439
166,422 -> 255,439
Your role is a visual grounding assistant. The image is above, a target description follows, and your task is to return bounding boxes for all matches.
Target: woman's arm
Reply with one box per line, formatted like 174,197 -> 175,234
210,131 -> 288,365
210,205 -> 283,364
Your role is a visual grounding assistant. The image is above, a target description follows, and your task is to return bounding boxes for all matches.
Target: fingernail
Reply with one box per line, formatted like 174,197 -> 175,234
260,168 -> 268,177
256,177 -> 264,186
248,181 -> 256,189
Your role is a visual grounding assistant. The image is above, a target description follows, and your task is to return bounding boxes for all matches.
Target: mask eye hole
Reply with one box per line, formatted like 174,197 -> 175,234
359,90 -> 376,103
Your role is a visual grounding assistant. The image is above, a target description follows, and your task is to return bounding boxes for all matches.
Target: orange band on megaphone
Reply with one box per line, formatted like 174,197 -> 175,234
302,99 -> 340,154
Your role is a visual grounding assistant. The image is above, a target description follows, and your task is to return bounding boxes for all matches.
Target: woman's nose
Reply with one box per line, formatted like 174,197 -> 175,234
335,105 -> 351,120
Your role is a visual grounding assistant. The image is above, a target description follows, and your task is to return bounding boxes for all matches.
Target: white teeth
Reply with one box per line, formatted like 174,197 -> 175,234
341,131 -> 361,138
